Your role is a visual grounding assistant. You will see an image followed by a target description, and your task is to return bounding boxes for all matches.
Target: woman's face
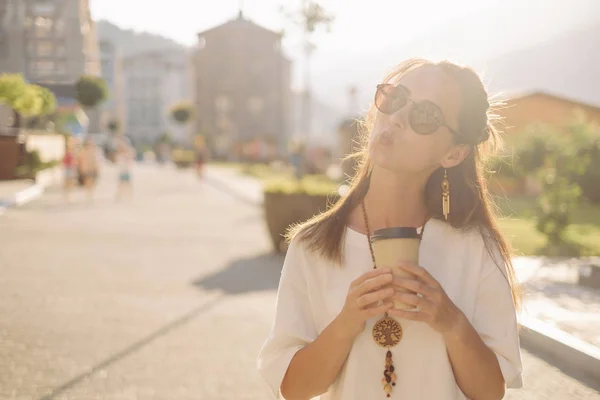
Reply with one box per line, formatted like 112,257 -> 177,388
368,65 -> 467,174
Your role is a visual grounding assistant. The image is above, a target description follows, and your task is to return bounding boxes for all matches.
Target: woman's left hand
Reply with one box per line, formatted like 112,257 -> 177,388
388,263 -> 466,340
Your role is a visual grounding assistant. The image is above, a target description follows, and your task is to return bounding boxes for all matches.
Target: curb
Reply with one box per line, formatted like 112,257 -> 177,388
0,183 -> 44,211
519,315 -> 600,390
202,169 -> 263,207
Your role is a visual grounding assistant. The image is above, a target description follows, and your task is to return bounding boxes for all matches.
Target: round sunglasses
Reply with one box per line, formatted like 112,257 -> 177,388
374,83 -> 460,137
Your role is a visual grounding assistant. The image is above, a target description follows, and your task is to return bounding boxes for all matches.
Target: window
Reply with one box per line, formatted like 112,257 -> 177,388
34,17 -> 53,37
37,41 -> 53,56
247,96 -> 264,114
0,39 -> 8,57
81,21 -> 90,35
198,36 -> 206,49
27,41 -> 35,56
55,19 -> 65,36
31,60 -> 54,75
55,61 -> 66,75
215,95 -> 231,112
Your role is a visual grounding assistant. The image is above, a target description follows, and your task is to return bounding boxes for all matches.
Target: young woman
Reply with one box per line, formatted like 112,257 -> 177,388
257,58 -> 523,400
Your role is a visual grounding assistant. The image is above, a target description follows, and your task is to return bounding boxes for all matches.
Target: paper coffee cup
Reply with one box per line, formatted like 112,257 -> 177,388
370,227 -> 421,310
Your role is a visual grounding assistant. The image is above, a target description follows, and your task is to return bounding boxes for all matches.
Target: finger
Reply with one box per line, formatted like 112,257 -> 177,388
364,300 -> 394,317
350,267 -> 392,288
356,287 -> 395,309
389,308 -> 429,322
393,278 -> 436,298
393,292 -> 434,313
397,263 -> 440,287
356,273 -> 394,296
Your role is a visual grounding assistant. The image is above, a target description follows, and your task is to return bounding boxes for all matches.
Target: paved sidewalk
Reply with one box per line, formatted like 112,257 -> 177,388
514,257 -> 600,348
203,165 -> 263,206
0,179 -> 32,200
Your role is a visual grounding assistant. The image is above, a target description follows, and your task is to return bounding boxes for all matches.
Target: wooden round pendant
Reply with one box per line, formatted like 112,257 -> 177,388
372,317 -> 403,348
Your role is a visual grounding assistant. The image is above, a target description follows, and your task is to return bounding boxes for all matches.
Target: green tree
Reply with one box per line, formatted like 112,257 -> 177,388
34,85 -> 57,116
513,117 -> 596,253
157,131 -> 173,145
75,75 -> 108,108
0,74 -> 57,129
107,119 -> 119,134
0,74 -> 40,116
0,74 -> 27,108
169,102 -> 194,125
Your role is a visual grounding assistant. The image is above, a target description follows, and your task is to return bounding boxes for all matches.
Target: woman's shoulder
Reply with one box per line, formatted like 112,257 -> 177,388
428,219 -> 508,276
285,228 -> 338,272
426,218 -> 488,249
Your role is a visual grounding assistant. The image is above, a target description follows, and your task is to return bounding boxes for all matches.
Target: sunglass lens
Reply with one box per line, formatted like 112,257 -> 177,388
376,85 -> 406,114
410,101 -> 444,134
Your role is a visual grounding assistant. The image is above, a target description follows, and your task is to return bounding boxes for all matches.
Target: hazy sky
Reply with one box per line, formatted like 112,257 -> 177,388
91,0 -> 599,108
90,0 -> 599,54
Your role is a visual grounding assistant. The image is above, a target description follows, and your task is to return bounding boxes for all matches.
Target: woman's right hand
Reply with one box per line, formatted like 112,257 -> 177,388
336,268 -> 395,339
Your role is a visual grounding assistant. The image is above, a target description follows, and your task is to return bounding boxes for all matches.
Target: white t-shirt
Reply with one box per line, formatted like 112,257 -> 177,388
257,218 -> 523,399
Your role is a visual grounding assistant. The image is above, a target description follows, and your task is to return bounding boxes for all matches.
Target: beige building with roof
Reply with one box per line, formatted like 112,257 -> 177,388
192,12 -> 292,159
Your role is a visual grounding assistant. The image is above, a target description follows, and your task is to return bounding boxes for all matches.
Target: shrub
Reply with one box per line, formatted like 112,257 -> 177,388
264,175 -> 339,197
512,117 -> 596,250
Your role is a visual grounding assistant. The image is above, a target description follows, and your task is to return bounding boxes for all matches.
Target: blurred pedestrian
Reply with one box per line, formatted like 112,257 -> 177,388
194,135 -> 207,178
115,139 -> 134,202
78,137 -> 100,202
62,137 -> 78,202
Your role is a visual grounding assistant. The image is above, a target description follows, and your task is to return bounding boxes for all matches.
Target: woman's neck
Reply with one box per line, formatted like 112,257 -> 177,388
363,165 -> 429,230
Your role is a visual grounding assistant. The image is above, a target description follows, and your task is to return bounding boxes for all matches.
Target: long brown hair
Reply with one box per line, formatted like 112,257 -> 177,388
287,58 -> 521,310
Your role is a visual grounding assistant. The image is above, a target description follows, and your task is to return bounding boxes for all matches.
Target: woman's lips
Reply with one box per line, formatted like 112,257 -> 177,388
378,129 -> 394,145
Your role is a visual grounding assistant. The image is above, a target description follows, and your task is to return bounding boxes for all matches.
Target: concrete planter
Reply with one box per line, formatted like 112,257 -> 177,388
264,191 -> 339,253
174,160 -> 193,169
578,262 -> 600,290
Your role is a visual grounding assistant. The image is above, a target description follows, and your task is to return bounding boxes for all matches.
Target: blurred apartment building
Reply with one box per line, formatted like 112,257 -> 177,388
98,40 -> 125,135
122,50 -> 191,145
0,0 -> 102,132
192,12 -> 292,159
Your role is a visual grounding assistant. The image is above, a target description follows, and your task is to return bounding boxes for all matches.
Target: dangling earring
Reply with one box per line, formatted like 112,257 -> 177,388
442,169 -> 450,220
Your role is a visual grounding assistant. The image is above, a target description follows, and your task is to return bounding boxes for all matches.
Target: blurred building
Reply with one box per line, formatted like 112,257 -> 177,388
99,40 -> 125,135
0,0 -> 101,131
192,12 -> 292,159
499,91 -> 600,135
122,50 -> 191,145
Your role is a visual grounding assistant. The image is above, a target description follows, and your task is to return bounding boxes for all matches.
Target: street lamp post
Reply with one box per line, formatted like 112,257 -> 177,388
281,0 -> 334,146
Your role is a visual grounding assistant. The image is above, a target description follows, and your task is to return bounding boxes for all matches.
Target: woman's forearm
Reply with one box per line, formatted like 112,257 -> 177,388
445,313 -> 505,400
280,316 -> 355,400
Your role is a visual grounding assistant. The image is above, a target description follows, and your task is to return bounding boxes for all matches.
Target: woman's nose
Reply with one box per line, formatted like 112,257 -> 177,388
389,104 -> 409,130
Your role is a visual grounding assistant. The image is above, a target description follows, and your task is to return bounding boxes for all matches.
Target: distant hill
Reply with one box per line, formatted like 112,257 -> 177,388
96,20 -> 188,56
480,23 -> 600,108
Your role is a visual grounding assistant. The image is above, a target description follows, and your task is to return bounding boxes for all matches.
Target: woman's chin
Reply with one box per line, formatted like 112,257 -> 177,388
370,152 -> 397,172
